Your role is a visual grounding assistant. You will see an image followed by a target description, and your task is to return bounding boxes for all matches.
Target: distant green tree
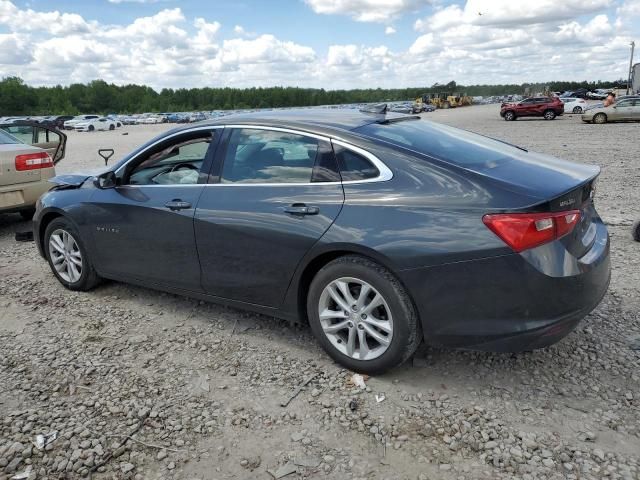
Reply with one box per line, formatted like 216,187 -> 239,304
0,77 -> 625,116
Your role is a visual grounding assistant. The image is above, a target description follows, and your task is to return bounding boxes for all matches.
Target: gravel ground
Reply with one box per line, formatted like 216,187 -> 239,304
1,104 -> 639,480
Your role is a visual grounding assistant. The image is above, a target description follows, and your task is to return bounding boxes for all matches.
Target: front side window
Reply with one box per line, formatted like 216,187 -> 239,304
127,134 -> 213,185
221,129 -> 320,184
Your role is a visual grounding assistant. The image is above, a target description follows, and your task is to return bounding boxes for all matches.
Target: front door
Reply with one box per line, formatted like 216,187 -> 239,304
89,128 -> 219,291
194,127 -> 344,307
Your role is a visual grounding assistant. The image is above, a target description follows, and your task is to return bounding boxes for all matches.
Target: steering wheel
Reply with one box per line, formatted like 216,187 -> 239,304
170,163 -> 199,173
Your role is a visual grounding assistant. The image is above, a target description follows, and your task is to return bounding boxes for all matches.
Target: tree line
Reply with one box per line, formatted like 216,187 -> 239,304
0,77 -> 626,116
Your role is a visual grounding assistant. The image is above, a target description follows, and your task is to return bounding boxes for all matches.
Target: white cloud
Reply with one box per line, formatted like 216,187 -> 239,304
384,26 -> 396,35
0,0 -> 636,91
464,0 -> 612,26
618,0 -> 640,16
0,33 -> 32,65
305,0 -> 432,22
0,0 -> 91,35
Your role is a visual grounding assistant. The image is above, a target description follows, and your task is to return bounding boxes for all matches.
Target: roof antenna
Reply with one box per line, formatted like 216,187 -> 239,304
360,103 -> 387,115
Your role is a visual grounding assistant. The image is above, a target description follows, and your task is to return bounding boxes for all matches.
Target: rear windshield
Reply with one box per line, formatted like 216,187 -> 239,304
355,119 -> 523,170
0,129 -> 21,144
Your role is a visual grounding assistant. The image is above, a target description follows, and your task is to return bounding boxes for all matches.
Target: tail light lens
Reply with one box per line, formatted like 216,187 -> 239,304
483,210 -> 581,252
15,152 -> 53,171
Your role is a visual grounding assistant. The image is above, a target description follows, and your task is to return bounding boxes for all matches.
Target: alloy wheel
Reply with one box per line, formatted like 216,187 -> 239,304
544,111 -> 555,120
318,277 -> 393,361
573,106 -> 582,114
48,229 -> 83,283
594,113 -> 607,124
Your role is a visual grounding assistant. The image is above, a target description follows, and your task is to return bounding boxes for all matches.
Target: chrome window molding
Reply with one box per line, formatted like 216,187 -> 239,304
114,125 -> 224,175
114,123 -> 394,186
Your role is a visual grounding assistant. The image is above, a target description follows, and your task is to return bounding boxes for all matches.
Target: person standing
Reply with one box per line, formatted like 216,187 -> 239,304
604,92 -> 616,107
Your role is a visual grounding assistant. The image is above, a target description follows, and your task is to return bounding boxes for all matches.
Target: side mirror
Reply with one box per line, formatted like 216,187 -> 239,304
94,171 -> 117,189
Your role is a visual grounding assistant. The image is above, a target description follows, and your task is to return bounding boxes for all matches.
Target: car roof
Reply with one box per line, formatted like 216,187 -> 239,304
188,108 -> 411,136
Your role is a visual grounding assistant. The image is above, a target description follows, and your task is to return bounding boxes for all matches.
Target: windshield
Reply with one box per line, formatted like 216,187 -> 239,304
355,119 -> 524,170
0,129 -> 22,144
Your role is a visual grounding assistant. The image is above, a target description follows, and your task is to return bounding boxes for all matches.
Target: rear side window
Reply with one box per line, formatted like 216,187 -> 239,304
333,145 -> 379,181
355,119 -> 524,170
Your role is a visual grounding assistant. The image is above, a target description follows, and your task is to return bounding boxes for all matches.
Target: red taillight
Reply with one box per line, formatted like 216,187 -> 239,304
483,210 -> 581,252
15,152 -> 53,171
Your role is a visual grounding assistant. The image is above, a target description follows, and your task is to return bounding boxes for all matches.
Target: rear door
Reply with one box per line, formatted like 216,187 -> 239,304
612,99 -> 637,121
630,99 -> 640,121
194,126 -> 344,307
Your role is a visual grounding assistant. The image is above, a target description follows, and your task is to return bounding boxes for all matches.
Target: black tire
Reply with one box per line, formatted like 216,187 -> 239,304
19,208 -> 36,220
307,255 -> 421,374
44,217 -> 100,291
109,124 -> 115,130
593,113 -> 607,124
632,221 -> 640,242
543,110 -> 556,120
504,111 -> 516,121
88,125 -> 95,132
572,106 -> 582,114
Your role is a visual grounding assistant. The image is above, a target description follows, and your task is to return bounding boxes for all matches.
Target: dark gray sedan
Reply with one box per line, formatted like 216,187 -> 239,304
33,108 -> 610,373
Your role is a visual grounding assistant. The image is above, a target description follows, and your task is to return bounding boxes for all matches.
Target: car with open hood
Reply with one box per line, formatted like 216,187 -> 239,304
31,106 -> 609,373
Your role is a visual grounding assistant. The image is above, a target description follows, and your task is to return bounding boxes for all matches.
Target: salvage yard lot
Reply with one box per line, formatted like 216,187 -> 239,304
1,104 -> 639,480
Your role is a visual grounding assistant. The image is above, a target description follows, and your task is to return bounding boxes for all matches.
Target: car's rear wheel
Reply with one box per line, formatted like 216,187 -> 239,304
109,124 -> 115,130
572,106 -> 582,113
307,255 -> 421,374
543,110 -> 556,120
593,113 -> 607,124
44,218 -> 100,291
88,125 -> 95,132
504,111 -> 516,121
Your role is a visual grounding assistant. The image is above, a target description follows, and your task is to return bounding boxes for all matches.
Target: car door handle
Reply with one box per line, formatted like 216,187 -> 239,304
165,199 -> 191,211
283,204 -> 319,215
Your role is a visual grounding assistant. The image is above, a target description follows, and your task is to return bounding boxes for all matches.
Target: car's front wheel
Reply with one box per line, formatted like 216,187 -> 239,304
543,110 -> 556,120
572,106 -> 583,114
307,255 -> 421,374
44,218 -> 100,291
504,111 -> 516,121
593,113 -> 607,124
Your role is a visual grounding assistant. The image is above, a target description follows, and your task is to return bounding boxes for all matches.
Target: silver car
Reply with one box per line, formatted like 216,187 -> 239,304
581,97 -> 640,124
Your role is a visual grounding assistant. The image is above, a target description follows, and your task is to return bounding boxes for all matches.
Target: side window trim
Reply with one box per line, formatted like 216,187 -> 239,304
331,139 -> 393,184
115,126 -> 224,179
117,124 -> 393,187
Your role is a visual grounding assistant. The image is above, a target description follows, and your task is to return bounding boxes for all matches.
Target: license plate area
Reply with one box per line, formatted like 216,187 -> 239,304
0,190 -> 25,208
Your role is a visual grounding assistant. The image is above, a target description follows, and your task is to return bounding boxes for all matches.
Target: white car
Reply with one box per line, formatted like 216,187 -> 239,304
562,98 -> 588,114
63,115 -> 99,130
139,115 -> 164,124
75,117 -> 118,132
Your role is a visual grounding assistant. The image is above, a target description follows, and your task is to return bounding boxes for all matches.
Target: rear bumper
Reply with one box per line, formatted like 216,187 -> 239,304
399,221 -> 610,352
0,180 -> 51,213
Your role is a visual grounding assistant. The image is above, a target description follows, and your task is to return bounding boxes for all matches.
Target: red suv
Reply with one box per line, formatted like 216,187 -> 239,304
500,97 -> 564,121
